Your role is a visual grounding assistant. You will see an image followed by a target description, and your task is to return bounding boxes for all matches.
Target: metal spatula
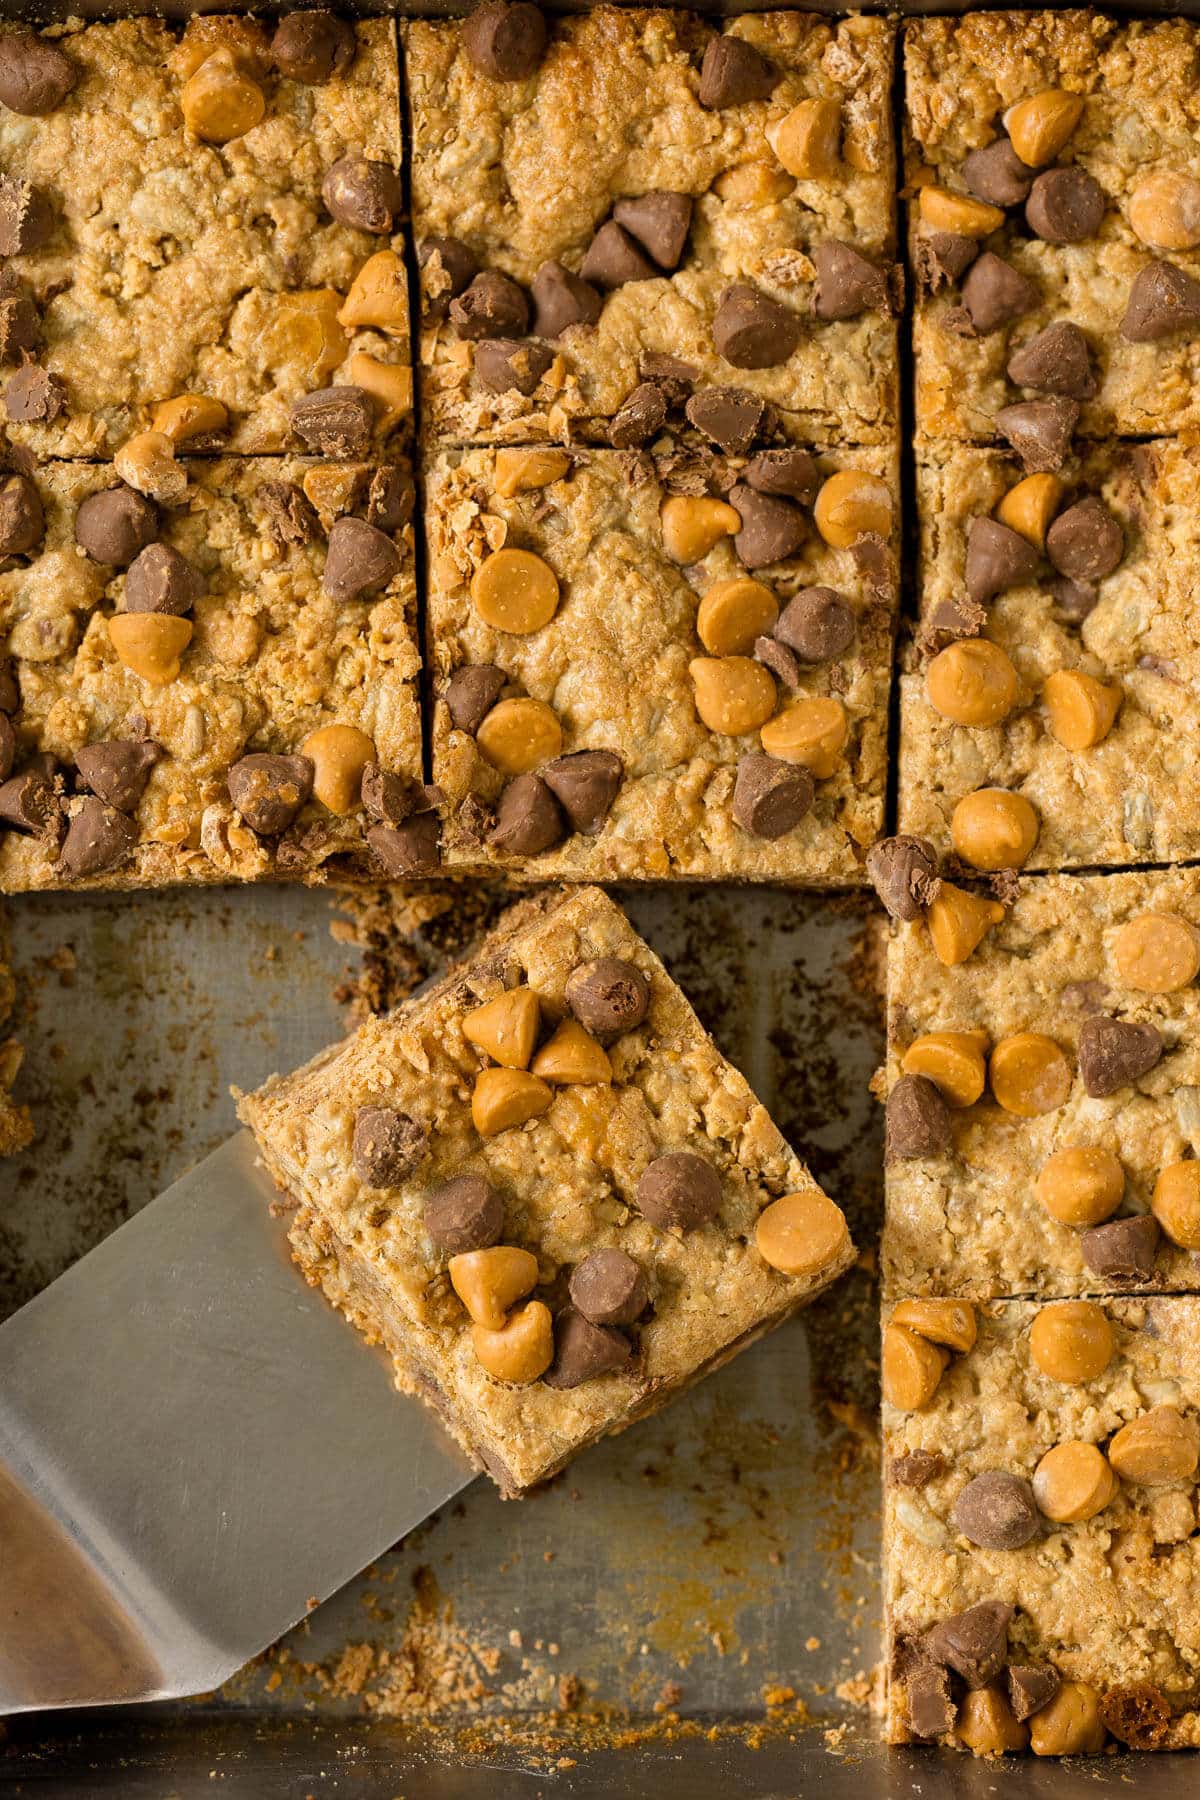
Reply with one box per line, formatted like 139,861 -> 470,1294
0,1131 -> 475,1716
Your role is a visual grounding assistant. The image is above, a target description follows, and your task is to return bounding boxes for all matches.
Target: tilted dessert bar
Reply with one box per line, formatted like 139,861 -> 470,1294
406,7 -> 898,447
240,886 -> 853,1496
0,914 -> 31,1157
884,1296 -> 1200,1753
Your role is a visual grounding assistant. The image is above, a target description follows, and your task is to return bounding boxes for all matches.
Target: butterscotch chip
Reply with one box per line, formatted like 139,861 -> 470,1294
530,1019 -> 612,1085
1151,1162 -> 1200,1250
493,449 -> 570,498
1113,913 -> 1200,993
891,1297 -> 976,1353
151,394 -> 229,444
769,98 -> 840,179
1034,1147 -> 1123,1229
301,724 -> 375,814
1130,170 -> 1200,250
951,788 -> 1039,870
660,495 -> 741,563
472,1300 -> 554,1385
338,250 -> 408,334
926,640 -> 1018,728
1005,90 -> 1083,167
689,657 -> 776,737
759,696 -> 847,777
996,472 -> 1062,548
181,50 -> 265,144
1043,669 -> 1122,750
813,469 -> 892,547
926,883 -> 1004,966
1029,1682 -> 1106,1756
918,185 -> 1005,237
882,1322 -> 947,1411
475,697 -> 562,776
463,986 -> 540,1069
114,430 -> 186,506
107,613 -> 192,685
901,1033 -> 987,1108
349,354 -> 413,431
471,548 -> 559,633
1107,1404 -> 1200,1485
471,1066 -> 553,1136
989,1033 -> 1072,1116
449,1243 -> 538,1329
755,1190 -> 848,1277
1032,1441 -> 1115,1524
956,1686 -> 1028,1757
1029,1301 -> 1114,1383
696,578 -> 779,657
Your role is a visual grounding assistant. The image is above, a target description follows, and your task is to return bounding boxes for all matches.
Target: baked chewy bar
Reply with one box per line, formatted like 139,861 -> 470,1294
240,886 -> 853,1496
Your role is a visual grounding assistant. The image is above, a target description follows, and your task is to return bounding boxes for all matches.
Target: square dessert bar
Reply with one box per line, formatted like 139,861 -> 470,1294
0,916 -> 31,1158
405,8 -> 898,447
900,439 -> 1200,870
0,455 -> 423,891
239,886 -> 854,1497
0,16 -> 411,458
907,12 -> 1200,445
883,866 -> 1200,1303
424,441 -> 898,884
884,1296 -> 1200,1753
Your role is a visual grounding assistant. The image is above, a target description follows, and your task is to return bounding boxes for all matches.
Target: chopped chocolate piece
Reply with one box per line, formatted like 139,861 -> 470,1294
367,814 -> 441,876
0,290 -> 40,365
365,465 -> 413,532
812,241 -> 890,321
1121,260 -> 1200,343
867,835 -> 939,921
610,382 -> 668,447
917,594 -> 987,655
424,1174 -> 504,1255
698,33 -> 777,109
490,772 -> 565,854
462,0 -> 547,82
636,1151 -> 722,1231
924,1602 -> 1013,1688
570,1248 -> 648,1327
753,635 -> 801,688
0,33 -> 76,116
57,797 -> 136,881
0,766 -> 58,835
289,385 -> 374,457
1045,497 -> 1124,582
475,337 -> 553,395
963,138 -> 1035,208
360,762 -> 421,827
1047,574 -> 1097,621
0,715 -> 13,784
0,174 -> 53,257
257,479 -> 318,547
4,364 -> 66,424
732,753 -> 813,839
322,155 -> 402,232
905,1662 -> 957,1739
323,515 -> 402,603
685,386 -> 766,455
123,542 -> 204,616
713,284 -> 800,369
890,1448 -> 946,1489
530,260 -> 603,339
965,515 -> 1041,604
0,473 -> 43,557
419,237 -> 481,317
994,397 -> 1079,473
271,11 -> 356,83
886,1074 -> 951,1161
729,484 -> 805,568
446,664 -> 506,735
951,1471 -> 1039,1549
613,191 -> 693,271
1077,1017 -> 1162,1096
638,353 -> 695,404
1007,321 -> 1096,399
1100,1684 -> 1171,1750
541,749 -> 623,834
227,753 -> 314,836
743,448 -> 819,505
543,1308 -> 632,1389
74,739 -> 160,813
451,270 -> 530,339
1006,1665 -> 1060,1722
916,230 -> 978,290
0,657 -> 18,715
1026,168 -> 1105,244
1080,1213 -> 1161,1280
565,956 -> 650,1040
580,221 -> 658,290
960,252 -> 1038,335
74,486 -> 158,567
352,1105 -> 426,1187
775,587 -> 855,662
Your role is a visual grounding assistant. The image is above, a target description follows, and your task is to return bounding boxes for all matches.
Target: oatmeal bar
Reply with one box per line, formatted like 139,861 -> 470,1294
900,439 -> 1199,871
907,13 -> 1200,446
239,886 -> 854,1496
0,913 -> 31,1157
0,455 -> 422,891
425,442 -> 898,884
883,866 -> 1200,1302
0,16 -> 410,458
884,1296 -> 1200,1752
405,8 -> 898,447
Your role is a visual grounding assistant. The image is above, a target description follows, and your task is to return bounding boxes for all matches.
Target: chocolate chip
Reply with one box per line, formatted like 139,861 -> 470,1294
812,241 -> 890,321
638,353 -> 696,405
960,252 -> 1038,335
423,1174 -> 504,1254
905,1662 -> 956,1739
1080,1213 -> 1161,1280
963,138 -> 1035,208
74,739 -> 160,812
917,231 -> 978,290
541,749 -> 623,834
419,237 -> 480,318
0,473 -> 43,557
925,1602 -> 1013,1688
0,657 -> 19,716
610,382 -> 668,447
475,337 -> 553,396
227,753 -> 314,835
964,516 -> 1041,605
890,1448 -> 946,1488
729,484 -> 805,569
0,174 -> 54,256
1101,1684 -> 1171,1750
74,486 -> 158,567
1045,497 -> 1124,582
1007,321 -> 1096,399
1077,1017 -> 1162,1096
713,284 -> 800,369
952,1471 -> 1039,1549
4,364 -> 66,423
995,397 -> 1079,472
0,766 -> 58,834
0,33 -> 76,116
56,797 -> 136,881
271,11 -> 355,83
743,449 -> 819,506
635,1151 -> 722,1231
322,155 -> 401,232
613,191 -> 693,271
462,0 -> 547,81
753,635 -> 801,689
543,1308 -> 632,1389
257,480 -> 318,547
580,222 -> 658,290
1121,259 -> 1200,343
367,815 -> 441,876
886,1075 -> 951,1161
1048,574 -> 1097,621
365,465 -> 413,533
289,385 -> 374,457
446,665 -> 506,735
360,763 -> 422,826
352,1106 -> 426,1187
1026,168 -> 1105,244
0,290 -> 39,365
698,34 -> 778,109
323,515 -> 402,603
0,715 -> 13,783
490,772 -> 565,855
450,270 -> 530,339
866,835 -> 940,921
1006,1665 -> 1060,1722
775,587 -> 855,662
685,386 -> 765,455
529,260 -> 603,340
732,752 -> 813,839
124,543 -> 204,617
565,957 -> 650,1041
570,1248 -> 648,1327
